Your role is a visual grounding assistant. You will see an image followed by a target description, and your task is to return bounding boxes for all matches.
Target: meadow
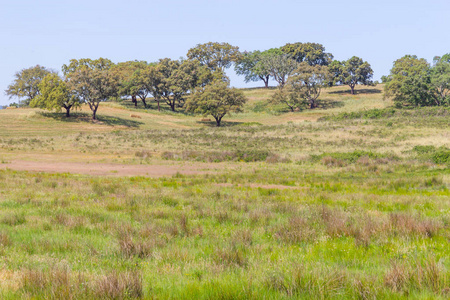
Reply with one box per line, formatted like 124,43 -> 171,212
0,85 -> 449,299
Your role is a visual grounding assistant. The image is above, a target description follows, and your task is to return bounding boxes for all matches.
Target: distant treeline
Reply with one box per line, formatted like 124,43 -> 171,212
4,42 -> 449,122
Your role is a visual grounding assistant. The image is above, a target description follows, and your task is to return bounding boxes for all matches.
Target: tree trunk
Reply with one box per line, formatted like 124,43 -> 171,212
157,100 -> 160,111
264,76 -> 269,88
132,95 -> 137,107
92,106 -> 98,120
142,99 -> 147,108
214,116 -> 222,127
350,85 -> 355,95
170,102 -> 175,112
65,107 -> 71,117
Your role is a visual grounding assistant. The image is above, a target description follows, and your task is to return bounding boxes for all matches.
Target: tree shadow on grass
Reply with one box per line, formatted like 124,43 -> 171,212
39,111 -> 143,128
314,99 -> 345,110
328,88 -> 382,95
117,99 -> 195,116
97,115 -> 143,127
196,120 -> 262,127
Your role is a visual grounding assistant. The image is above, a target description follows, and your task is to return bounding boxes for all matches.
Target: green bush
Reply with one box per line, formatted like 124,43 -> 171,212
311,150 -> 397,164
412,145 -> 450,164
432,149 -> 450,164
162,150 -> 273,163
412,145 -> 436,154
320,107 -> 449,121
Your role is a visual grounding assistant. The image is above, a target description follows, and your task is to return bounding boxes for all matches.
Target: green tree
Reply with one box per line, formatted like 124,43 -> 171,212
66,65 -> 119,120
138,65 -> 164,111
186,80 -> 247,126
380,75 -> 391,83
258,49 -> 298,87
187,42 -> 241,72
430,54 -> 450,106
155,58 -> 182,111
281,42 -> 333,66
137,58 -> 214,112
62,57 -> 113,75
112,61 -> 149,107
169,59 -> 213,110
292,63 -> 332,109
30,73 -> 80,117
272,63 -> 331,111
271,85 -> 302,112
330,56 -> 374,94
384,55 -> 432,107
5,65 -> 54,106
235,50 -> 271,88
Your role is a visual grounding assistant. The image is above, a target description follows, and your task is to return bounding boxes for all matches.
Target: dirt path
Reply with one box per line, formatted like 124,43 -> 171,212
0,160 -> 211,177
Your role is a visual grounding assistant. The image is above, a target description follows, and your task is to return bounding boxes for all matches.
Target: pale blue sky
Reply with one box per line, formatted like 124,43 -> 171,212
1,0 -> 449,106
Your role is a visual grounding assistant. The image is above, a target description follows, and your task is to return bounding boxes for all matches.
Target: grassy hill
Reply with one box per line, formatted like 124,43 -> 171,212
0,85 -> 449,299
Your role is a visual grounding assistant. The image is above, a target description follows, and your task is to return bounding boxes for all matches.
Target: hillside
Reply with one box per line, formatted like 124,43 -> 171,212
0,85 -> 449,299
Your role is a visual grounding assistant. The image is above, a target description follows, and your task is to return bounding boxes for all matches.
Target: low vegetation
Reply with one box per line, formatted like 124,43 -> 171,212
0,84 -> 448,299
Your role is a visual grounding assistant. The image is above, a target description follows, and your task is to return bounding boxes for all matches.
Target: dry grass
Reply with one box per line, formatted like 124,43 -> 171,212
214,246 -> 248,268
95,271 -> 142,299
389,213 -> 442,238
0,85 -> 448,299
0,232 -> 11,247
274,216 -> 317,244
384,257 -> 445,295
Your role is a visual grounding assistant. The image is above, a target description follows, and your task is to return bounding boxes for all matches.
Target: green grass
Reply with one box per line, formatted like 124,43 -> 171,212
0,85 -> 449,299
0,162 -> 448,299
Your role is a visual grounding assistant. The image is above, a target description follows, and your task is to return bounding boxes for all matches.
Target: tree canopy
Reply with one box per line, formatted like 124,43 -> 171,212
330,56 -> 374,94
187,42 -> 241,72
112,61 -> 149,107
5,65 -> 54,106
66,61 -> 119,120
137,65 -> 164,111
258,50 -> 298,87
186,80 -> 247,126
272,63 -> 331,111
281,42 -> 333,66
62,58 -> 114,75
384,54 -> 450,107
430,54 -> 450,106
235,51 -> 271,88
30,73 -> 80,117
384,55 -> 431,107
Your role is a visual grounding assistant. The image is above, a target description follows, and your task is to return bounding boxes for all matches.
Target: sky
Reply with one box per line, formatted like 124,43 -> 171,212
0,0 -> 449,106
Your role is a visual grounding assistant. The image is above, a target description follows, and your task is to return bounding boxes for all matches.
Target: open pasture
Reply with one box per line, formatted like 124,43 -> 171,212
0,85 -> 449,299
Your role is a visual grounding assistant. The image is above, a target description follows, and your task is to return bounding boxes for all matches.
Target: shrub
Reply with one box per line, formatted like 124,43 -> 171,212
412,145 -> 436,154
412,145 -> 450,164
312,150 -> 398,164
162,150 -> 276,163
432,149 -> 450,164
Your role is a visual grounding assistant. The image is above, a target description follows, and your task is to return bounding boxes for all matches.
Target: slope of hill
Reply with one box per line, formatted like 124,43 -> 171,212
0,85 -> 449,299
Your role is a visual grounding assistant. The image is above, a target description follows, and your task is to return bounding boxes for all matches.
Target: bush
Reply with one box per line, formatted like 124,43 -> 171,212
162,149 -> 279,163
432,149 -> 450,164
320,107 -> 450,121
412,145 -> 436,154
311,150 -> 398,164
412,145 -> 450,164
